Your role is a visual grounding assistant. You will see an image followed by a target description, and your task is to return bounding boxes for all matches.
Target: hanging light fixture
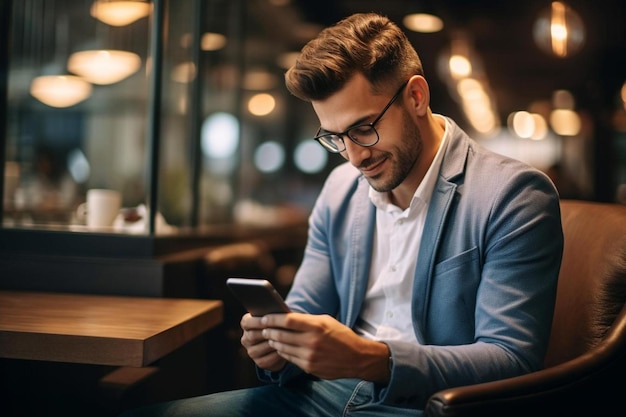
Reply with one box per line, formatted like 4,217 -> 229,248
549,89 -> 581,136
68,0 -> 144,85
437,32 -> 498,136
403,13 -> 444,33
201,32 -> 227,51
30,74 -> 93,108
67,49 -> 141,85
90,0 -> 152,27
29,8 -> 92,107
402,1 -> 444,33
533,1 -> 585,58
437,32 -> 479,81
180,32 -> 228,52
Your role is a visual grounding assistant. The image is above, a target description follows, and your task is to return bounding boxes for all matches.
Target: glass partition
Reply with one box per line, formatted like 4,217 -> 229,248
4,0 -> 154,233
1,0 -> 336,244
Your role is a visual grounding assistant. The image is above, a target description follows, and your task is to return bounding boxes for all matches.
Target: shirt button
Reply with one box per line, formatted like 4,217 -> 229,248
390,266 -> 397,272
386,311 -> 394,319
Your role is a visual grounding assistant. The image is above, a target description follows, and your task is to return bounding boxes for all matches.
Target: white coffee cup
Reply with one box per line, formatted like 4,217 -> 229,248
78,189 -> 122,228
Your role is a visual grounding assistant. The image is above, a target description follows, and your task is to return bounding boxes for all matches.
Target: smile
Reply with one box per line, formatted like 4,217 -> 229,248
359,157 -> 387,177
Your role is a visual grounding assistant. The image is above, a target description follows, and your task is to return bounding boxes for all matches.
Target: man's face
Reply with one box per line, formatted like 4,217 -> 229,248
312,74 -> 423,193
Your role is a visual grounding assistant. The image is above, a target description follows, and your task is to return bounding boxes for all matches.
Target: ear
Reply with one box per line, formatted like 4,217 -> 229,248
407,75 -> 430,117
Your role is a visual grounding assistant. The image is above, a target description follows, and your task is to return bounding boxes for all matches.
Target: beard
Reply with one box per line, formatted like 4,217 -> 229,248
363,109 -> 423,193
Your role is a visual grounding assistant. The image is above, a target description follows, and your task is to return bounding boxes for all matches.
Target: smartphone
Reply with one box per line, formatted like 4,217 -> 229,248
226,278 -> 290,317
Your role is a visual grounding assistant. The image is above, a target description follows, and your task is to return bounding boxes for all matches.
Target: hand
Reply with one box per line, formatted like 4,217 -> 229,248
240,313 -> 287,372
260,313 -> 390,383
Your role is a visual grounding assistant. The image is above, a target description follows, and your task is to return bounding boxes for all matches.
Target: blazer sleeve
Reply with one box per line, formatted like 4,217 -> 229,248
257,163 -> 360,385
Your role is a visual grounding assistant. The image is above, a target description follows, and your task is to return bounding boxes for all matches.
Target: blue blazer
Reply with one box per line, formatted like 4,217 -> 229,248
266,117 -> 563,409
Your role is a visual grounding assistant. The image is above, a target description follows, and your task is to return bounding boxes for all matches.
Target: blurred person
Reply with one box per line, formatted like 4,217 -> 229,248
122,12 -> 563,417
15,147 -> 78,218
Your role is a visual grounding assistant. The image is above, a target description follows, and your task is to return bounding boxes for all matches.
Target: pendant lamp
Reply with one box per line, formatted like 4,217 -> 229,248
29,9 -> 92,107
68,48 -> 141,85
402,1 -> 444,33
533,1 -> 585,58
30,74 -> 93,108
90,0 -> 152,27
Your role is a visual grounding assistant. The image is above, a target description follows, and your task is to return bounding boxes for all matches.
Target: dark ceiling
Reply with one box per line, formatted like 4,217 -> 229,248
289,0 -> 626,126
9,0 -> 626,130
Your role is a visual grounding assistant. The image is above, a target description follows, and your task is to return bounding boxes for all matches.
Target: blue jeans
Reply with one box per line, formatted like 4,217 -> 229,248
119,376 -> 422,417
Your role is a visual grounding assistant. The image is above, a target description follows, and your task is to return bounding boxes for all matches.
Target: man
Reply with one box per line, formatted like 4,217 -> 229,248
123,12 -> 563,416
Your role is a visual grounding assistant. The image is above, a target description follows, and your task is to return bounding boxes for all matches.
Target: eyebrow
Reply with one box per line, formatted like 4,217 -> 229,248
318,114 -> 374,136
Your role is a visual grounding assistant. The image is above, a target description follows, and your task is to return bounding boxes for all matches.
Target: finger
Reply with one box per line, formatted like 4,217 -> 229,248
262,328 -> 303,346
260,313 -> 289,328
241,329 -> 265,347
246,339 -> 277,359
271,343 -> 306,371
241,314 -> 266,331
245,340 -> 287,372
262,312 -> 317,331
267,338 -> 307,360
268,340 -> 327,377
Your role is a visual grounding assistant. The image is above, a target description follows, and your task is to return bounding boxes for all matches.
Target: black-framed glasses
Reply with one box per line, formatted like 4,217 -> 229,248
313,80 -> 409,153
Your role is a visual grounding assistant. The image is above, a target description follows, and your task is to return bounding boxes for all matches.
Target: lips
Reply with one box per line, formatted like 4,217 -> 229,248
359,157 -> 386,177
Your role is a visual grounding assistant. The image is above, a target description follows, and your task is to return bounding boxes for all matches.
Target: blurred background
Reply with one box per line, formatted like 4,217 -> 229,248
2,0 -> 625,233
1,2 -> 625,414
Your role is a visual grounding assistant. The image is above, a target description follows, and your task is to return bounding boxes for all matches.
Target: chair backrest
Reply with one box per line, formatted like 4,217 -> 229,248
543,200 -> 626,368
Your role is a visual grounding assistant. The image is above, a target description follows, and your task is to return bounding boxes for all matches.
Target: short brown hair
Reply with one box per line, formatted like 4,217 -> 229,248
285,13 -> 423,102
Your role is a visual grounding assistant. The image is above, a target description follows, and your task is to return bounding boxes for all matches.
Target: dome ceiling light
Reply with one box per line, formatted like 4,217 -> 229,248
403,12 -> 444,33
30,75 -> 92,108
90,0 -> 152,27
68,49 -> 141,85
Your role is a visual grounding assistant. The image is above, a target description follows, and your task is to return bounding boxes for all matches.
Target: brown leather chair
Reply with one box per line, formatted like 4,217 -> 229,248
425,200 -> 626,417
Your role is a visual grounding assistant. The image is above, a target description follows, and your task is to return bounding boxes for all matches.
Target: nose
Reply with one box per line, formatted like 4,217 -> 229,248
341,136 -> 371,166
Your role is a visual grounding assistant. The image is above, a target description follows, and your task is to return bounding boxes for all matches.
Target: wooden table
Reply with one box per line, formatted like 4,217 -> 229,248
0,291 -> 223,367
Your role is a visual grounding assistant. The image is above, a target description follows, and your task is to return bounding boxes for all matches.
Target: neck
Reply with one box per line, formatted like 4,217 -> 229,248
389,113 -> 445,210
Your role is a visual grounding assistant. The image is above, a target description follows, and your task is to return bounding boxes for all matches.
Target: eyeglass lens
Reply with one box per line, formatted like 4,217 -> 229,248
318,125 -> 379,152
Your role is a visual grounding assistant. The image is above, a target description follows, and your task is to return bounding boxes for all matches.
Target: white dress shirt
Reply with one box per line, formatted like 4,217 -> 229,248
355,116 -> 449,343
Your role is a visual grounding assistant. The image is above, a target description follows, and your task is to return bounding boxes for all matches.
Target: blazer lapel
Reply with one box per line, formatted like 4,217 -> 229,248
412,119 -> 469,343
345,176 -> 376,327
